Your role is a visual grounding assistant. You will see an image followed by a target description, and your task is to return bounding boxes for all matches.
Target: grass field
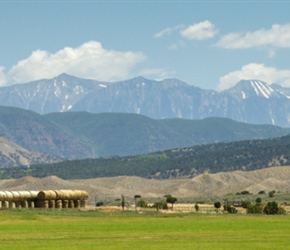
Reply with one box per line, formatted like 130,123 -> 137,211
0,209 -> 290,249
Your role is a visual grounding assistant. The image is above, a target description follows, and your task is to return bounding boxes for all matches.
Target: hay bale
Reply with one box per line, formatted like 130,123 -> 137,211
56,200 -> 62,209
0,191 -> 6,201
9,201 -> 16,209
18,191 -> 38,201
36,200 -> 49,208
4,191 -> 13,201
55,190 -> 70,200
21,200 -> 29,208
62,200 -> 69,209
69,200 -> 74,208
37,190 -> 57,200
11,191 -> 21,201
49,200 -> 55,209
74,200 -> 80,209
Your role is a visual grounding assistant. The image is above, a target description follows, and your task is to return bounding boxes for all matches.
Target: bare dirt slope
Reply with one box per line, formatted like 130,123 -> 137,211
1,166 -> 290,204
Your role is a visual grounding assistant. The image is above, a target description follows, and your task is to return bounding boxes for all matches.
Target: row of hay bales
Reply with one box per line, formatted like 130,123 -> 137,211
0,190 -> 88,209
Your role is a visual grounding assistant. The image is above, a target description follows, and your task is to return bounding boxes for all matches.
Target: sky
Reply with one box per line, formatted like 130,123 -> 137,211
1,1 -> 290,91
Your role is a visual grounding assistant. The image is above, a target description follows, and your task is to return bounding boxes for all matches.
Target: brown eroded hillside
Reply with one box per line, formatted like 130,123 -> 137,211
1,166 -> 290,205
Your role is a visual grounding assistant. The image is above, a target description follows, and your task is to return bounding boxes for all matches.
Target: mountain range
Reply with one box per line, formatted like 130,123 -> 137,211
0,106 -> 290,168
0,106 -> 290,167
1,73 -> 290,127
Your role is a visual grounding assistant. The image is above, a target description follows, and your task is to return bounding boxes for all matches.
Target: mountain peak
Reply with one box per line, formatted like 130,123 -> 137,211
227,79 -> 280,99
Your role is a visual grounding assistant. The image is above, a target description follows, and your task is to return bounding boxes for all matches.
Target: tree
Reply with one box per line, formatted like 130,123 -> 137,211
268,190 -> 276,198
255,197 -> 262,203
241,200 -> 251,209
263,201 -> 279,215
194,203 -> 199,212
247,203 -> 263,214
166,196 -> 177,210
224,205 -> 237,214
214,201 -> 221,210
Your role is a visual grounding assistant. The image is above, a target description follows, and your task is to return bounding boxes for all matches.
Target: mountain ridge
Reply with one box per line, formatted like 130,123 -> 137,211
1,74 -> 290,126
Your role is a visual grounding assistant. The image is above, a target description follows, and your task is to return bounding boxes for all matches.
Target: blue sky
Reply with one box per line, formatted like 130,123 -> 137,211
1,1 -> 290,91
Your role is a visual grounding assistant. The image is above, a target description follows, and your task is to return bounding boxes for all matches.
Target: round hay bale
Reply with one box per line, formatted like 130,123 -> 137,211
72,190 -> 88,199
56,200 -> 62,209
29,191 -> 39,200
21,200 -> 29,208
74,200 -> 80,209
15,201 -> 22,209
62,200 -> 69,209
55,190 -> 70,200
4,191 -> 13,201
3,201 -> 9,208
37,190 -> 57,200
49,200 -> 55,209
9,201 -> 16,209
69,200 -> 74,208
11,191 -> 21,201
0,191 -> 6,201
18,191 -> 34,201
36,200 -> 49,208
29,201 -> 35,208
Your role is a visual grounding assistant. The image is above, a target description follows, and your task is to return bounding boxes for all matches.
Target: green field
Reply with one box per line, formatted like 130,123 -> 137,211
0,209 -> 290,249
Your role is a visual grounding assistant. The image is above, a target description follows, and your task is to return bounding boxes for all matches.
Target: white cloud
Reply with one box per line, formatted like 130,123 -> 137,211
0,67 -> 7,87
180,20 -> 219,41
7,41 -> 146,84
154,25 -> 183,39
216,23 -> 290,49
218,63 -> 290,91
139,68 -> 175,80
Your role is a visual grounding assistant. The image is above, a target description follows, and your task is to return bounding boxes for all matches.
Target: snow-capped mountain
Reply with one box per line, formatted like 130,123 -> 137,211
1,74 -> 290,127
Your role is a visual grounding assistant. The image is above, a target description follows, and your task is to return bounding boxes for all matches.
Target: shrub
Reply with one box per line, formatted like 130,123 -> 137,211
214,201 -> 221,209
224,205 -> 238,214
240,190 -> 250,195
263,201 -> 278,215
247,203 -> 263,214
241,200 -> 251,209
153,201 -> 168,210
255,197 -> 262,203
137,199 -> 147,208
258,190 -> 265,195
194,204 -> 199,212
268,190 -> 276,198
96,201 -> 104,207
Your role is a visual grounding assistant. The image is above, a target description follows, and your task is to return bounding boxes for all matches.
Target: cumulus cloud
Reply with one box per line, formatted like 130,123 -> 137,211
7,41 -> 146,84
216,23 -> 290,49
180,20 -> 219,40
218,63 -> 290,91
0,67 -> 7,87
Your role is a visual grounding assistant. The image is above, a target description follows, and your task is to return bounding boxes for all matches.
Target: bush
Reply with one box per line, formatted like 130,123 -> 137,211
258,190 -> 265,195
255,197 -> 262,203
224,205 -> 238,214
194,204 -> 199,212
96,202 -> 104,207
247,203 -> 263,214
263,201 -> 278,214
137,199 -> 147,208
268,190 -> 276,198
214,201 -> 221,209
153,201 -> 168,210
241,200 -> 251,209
240,190 -> 250,195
